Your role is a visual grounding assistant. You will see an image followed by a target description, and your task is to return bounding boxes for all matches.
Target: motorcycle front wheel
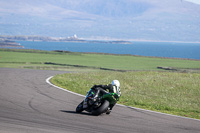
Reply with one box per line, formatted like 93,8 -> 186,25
76,101 -> 84,113
91,100 -> 109,116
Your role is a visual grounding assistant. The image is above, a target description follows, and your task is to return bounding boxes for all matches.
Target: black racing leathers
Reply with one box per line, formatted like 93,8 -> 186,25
91,84 -> 116,110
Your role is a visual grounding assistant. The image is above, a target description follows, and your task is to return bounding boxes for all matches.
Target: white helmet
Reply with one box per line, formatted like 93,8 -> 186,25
111,80 -> 121,96
112,80 -> 120,87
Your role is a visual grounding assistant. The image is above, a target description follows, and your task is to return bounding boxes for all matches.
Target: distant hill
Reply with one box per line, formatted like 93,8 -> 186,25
0,0 -> 200,42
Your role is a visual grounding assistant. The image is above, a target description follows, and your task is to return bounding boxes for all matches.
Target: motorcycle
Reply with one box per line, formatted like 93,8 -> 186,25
76,88 -> 119,115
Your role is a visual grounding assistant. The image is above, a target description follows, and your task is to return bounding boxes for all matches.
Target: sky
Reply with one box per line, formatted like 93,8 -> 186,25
185,0 -> 200,4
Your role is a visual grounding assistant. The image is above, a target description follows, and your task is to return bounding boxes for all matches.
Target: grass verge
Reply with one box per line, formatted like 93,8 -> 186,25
51,71 -> 200,120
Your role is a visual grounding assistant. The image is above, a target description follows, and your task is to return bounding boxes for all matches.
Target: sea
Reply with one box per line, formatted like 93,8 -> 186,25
16,41 -> 200,60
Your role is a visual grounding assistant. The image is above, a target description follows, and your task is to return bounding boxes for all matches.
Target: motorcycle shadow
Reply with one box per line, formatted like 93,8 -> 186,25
60,110 -> 94,116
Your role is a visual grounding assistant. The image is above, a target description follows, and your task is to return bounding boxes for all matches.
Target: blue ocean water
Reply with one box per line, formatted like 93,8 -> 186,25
17,41 -> 200,60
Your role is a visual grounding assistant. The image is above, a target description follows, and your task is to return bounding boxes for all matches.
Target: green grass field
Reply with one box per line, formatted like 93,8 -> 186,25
1,48 -> 200,119
1,48 -> 200,71
51,71 -> 200,119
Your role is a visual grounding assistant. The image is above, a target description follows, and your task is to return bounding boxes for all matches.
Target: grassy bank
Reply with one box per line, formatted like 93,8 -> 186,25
1,48 -> 200,72
51,71 -> 200,119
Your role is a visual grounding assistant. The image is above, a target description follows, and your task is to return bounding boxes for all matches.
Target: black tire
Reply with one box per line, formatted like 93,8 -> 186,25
91,100 -> 109,116
76,101 -> 84,113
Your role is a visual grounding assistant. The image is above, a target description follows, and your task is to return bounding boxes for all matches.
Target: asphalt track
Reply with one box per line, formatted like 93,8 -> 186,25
0,68 -> 199,133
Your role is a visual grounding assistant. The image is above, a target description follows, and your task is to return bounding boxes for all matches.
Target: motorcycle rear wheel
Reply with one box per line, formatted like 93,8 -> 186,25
91,100 -> 109,116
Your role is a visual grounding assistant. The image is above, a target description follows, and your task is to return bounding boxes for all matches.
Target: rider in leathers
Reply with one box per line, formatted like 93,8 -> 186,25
84,80 -> 121,114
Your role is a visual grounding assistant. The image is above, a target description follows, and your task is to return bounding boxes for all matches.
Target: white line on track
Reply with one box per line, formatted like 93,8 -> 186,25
46,76 -> 85,97
46,76 -> 200,122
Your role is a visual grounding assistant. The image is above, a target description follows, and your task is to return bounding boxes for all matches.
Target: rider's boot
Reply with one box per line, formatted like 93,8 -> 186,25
106,104 -> 115,114
106,108 -> 111,115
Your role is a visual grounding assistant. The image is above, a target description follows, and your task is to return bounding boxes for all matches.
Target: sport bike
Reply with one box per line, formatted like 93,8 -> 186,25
76,88 -> 119,115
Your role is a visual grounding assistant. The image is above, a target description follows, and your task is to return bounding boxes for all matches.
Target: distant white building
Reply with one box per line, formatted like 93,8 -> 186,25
74,34 -> 77,39
67,34 -> 78,40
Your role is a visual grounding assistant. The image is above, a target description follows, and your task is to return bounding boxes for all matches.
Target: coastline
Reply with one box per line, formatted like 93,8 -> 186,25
0,35 -> 133,44
0,40 -> 24,48
2,35 -> 200,44
0,45 -> 24,48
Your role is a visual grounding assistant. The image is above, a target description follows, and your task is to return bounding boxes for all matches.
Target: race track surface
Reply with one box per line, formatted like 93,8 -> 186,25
0,68 -> 199,133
